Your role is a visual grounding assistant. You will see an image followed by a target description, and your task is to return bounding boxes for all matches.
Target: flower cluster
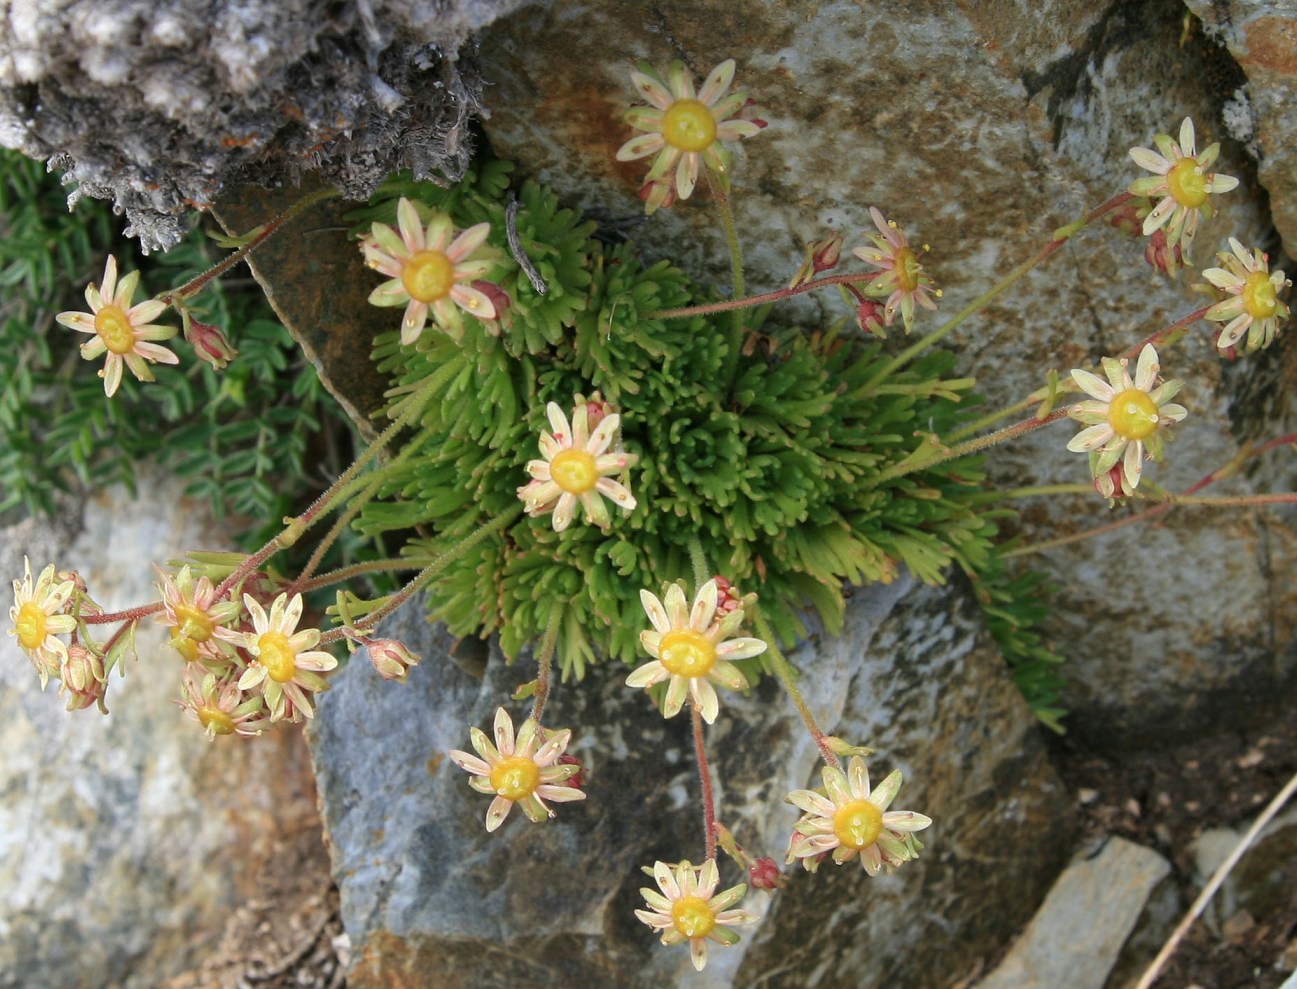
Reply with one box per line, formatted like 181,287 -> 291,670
1066,344 -> 1186,497
785,757 -> 932,875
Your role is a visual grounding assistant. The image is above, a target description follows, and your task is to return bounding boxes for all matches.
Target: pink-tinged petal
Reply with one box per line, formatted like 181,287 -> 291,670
368,280 -> 411,306
1160,402 -> 1187,423
640,888 -> 672,912
662,674 -> 689,718
1208,173 -> 1239,193
869,769 -> 903,811
587,413 -> 620,457
616,132 -> 666,161
79,337 -> 107,360
1133,345 -> 1160,391
127,299 -> 167,323
663,583 -> 689,628
535,784 -> 586,803
676,152 -> 699,200
514,717 -> 539,758
1069,368 -> 1115,401
538,432 -> 563,460
640,630 -> 663,657
860,844 -> 884,876
699,59 -> 735,105
883,810 -> 933,833
1215,314 -> 1250,348
689,938 -> 708,972
533,729 -> 571,765
631,69 -> 673,110
551,492 -> 577,531
846,757 -> 871,800
697,858 -> 720,897
546,402 -> 572,445
57,311 -> 96,332
570,402 -> 590,449
1128,146 -> 1170,174
424,213 -> 453,253
689,580 -> 718,632
787,789 -> 835,818
238,665 -> 267,690
99,256 -> 119,304
1177,116 -> 1196,155
294,651 -> 337,672
624,106 -> 664,130
493,707 -> 516,755
714,637 -> 766,662
400,301 -> 430,345
640,589 -> 670,635
715,119 -> 763,142
1201,266 -> 1241,291
1123,441 -> 1145,489
1141,195 -> 1177,236
134,341 -> 178,364
485,795 -> 513,832
446,222 -> 491,262
467,776 -> 495,795
627,658 -> 669,689
593,477 -> 636,511
102,356 -> 124,396
448,749 -> 491,776
667,61 -> 696,101
282,681 -> 315,719
520,479 -> 560,510
634,907 -> 672,930
645,145 -> 681,182
468,726 -> 501,765
1067,423 -> 1115,453
396,198 -> 425,252
692,677 -> 720,724
448,283 -> 496,320
653,860 -> 681,899
370,221 -> 407,259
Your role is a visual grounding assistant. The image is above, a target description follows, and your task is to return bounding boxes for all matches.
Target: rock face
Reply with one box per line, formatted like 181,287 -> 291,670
0,480 -> 318,989
310,574 -> 1075,989
0,0 -> 533,250
472,0 -> 1297,747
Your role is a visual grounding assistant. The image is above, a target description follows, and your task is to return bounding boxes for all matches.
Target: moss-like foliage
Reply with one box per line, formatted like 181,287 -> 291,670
353,160 -> 1015,686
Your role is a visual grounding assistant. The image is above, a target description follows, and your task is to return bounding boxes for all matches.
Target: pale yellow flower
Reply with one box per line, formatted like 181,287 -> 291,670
634,858 -> 757,972
1128,117 -> 1239,253
56,255 -> 179,396
8,558 -> 78,688
362,198 -> 499,345
1067,344 -> 1186,493
447,707 -> 585,832
616,59 -> 766,214
178,667 -> 270,740
156,566 -> 241,665
785,757 -> 931,875
1202,238 -> 1291,353
625,579 -> 764,725
223,592 -> 337,722
853,208 -> 940,334
517,399 -> 637,531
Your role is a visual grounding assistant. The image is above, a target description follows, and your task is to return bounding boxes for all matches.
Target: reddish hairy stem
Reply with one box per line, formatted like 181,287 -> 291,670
79,601 -> 165,625
691,702 -> 718,863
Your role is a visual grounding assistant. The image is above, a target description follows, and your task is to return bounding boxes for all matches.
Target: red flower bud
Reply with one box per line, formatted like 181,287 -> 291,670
187,318 -> 238,370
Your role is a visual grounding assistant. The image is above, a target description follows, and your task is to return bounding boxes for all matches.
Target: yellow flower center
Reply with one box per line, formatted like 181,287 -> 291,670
1242,270 -> 1278,320
401,249 -> 455,303
549,448 -> 599,494
1108,387 -> 1160,441
659,628 -> 716,678
670,895 -> 717,939
15,602 -> 48,650
169,630 -> 201,663
174,603 -> 215,642
1167,157 -> 1209,209
94,304 -> 137,355
198,704 -> 236,736
489,754 -> 540,801
662,99 -> 717,153
832,798 -> 883,850
893,246 -> 921,292
256,631 -> 298,683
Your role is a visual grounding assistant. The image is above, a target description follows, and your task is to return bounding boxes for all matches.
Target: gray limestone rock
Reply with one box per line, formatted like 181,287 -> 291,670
0,0 -> 534,250
975,836 -> 1172,989
309,574 -> 1074,989
0,479 -> 319,989
473,0 -> 1297,747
